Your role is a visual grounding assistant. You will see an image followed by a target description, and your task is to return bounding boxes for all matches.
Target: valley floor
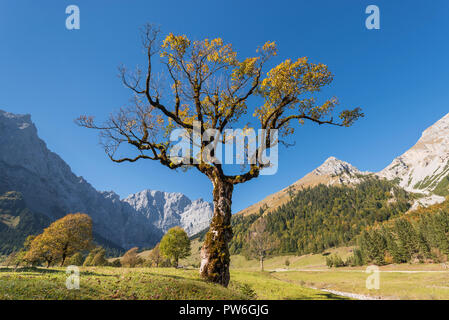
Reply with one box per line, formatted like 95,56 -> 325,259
2,245 -> 448,300
271,268 -> 449,300
0,267 -> 345,300
1,263 -> 448,300
227,248 -> 449,300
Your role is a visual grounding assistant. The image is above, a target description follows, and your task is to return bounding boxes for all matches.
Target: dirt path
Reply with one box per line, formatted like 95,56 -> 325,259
270,268 -> 449,273
267,272 -> 383,300
269,268 -> 449,300
310,287 -> 382,300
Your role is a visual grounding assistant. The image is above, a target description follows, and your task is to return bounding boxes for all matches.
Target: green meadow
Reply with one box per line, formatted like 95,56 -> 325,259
2,242 -> 449,300
0,266 -> 345,300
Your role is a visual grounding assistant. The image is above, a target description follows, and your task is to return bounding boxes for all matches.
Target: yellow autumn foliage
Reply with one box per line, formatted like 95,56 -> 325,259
24,213 -> 92,267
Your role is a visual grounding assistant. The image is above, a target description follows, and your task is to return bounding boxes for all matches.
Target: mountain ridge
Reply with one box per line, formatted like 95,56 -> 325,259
378,112 -> 449,196
3,108 -> 449,251
0,110 -> 213,252
237,112 -> 449,216
236,156 -> 370,216
123,189 -> 213,236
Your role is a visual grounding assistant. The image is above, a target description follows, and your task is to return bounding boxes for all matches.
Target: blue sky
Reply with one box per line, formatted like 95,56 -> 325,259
1,0 -> 448,213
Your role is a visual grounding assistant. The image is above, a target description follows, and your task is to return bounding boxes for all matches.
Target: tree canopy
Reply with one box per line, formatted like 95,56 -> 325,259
121,247 -> 143,268
24,213 -> 92,267
159,227 -> 191,267
76,24 -> 363,286
77,24 -> 363,184
245,218 -> 279,271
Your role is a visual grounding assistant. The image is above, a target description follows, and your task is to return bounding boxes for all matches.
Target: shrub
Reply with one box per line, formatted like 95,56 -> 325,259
110,259 -> 122,267
92,250 -> 109,266
333,254 -> 345,267
121,247 -> 143,268
84,247 -> 108,266
3,252 -> 18,268
65,252 -> 84,266
147,244 -> 164,267
326,254 -> 345,268
239,283 -> 257,300
431,248 -> 447,264
325,256 -> 333,268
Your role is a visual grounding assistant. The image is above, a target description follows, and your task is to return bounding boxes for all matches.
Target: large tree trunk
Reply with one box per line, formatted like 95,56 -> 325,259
174,257 -> 179,268
200,178 -> 233,287
61,244 -> 68,267
260,256 -> 264,272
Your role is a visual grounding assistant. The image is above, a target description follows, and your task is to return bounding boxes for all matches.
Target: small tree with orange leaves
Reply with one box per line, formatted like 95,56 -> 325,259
25,213 -> 92,267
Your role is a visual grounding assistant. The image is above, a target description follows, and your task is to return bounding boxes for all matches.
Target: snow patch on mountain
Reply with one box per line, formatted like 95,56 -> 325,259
408,194 -> 446,212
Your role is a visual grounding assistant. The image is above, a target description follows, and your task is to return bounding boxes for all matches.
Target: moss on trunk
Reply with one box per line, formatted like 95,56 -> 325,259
200,178 -> 233,287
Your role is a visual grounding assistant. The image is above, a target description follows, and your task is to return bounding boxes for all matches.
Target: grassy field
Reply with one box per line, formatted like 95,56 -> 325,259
273,269 -> 449,300
0,267 -> 245,300
228,248 -> 449,300
229,247 -> 354,271
142,239 -> 354,271
0,266 -> 346,300
3,243 -> 448,300
135,242 -> 449,300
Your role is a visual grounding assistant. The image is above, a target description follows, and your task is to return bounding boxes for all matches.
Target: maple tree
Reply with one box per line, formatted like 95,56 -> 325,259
25,213 -> 92,267
77,24 -> 362,286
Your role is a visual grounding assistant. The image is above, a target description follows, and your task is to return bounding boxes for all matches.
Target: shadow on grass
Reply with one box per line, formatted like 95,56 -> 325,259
0,267 -> 63,274
0,266 -> 113,277
284,292 -> 352,300
141,270 -> 199,283
138,270 -> 237,291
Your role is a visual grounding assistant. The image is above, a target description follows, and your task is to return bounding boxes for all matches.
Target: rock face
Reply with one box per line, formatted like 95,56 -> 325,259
124,190 -> 213,236
378,113 -> 449,197
0,110 -> 212,250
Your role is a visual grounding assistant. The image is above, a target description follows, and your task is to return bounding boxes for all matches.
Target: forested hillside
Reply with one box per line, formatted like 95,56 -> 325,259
0,191 -> 124,256
230,177 -> 413,255
0,191 -> 50,254
357,199 -> 449,265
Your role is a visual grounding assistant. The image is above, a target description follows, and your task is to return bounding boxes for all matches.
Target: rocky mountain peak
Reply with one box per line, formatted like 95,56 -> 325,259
123,189 -> 213,236
313,156 -> 366,177
236,156 -> 369,216
0,110 -> 212,250
378,112 -> 449,197
0,109 -> 32,127
420,112 -> 449,140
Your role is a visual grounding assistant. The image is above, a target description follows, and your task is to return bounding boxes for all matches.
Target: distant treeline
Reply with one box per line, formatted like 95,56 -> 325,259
0,191 -> 50,255
230,177 -> 413,256
0,191 -> 124,257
